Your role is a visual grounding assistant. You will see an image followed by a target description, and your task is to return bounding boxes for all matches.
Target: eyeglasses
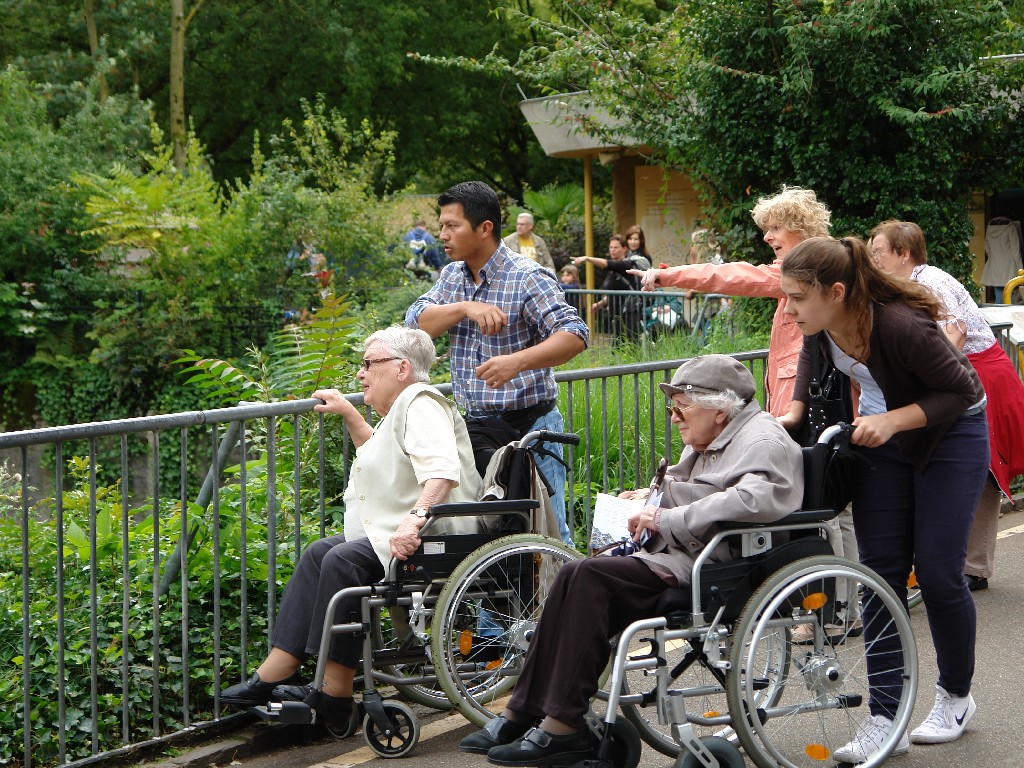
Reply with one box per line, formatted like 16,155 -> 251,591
666,403 -> 699,420
360,356 -> 401,371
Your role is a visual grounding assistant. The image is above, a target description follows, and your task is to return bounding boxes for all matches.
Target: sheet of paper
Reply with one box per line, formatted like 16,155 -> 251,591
589,492 -> 644,552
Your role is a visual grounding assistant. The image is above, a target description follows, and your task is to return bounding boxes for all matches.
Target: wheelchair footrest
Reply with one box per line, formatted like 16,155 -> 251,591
566,760 -> 612,768
251,700 -> 314,724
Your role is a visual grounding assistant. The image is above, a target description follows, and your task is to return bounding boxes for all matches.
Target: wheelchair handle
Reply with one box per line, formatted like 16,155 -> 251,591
520,429 -> 581,449
815,422 -> 854,445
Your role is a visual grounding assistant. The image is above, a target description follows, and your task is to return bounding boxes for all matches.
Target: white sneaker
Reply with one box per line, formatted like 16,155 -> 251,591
910,686 -> 976,744
833,715 -> 910,763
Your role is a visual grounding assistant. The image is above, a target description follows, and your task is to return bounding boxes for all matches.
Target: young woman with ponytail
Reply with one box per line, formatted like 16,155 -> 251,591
779,236 -> 988,763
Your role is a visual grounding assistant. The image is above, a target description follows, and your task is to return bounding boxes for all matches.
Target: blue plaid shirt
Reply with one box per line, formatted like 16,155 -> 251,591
406,243 -> 589,417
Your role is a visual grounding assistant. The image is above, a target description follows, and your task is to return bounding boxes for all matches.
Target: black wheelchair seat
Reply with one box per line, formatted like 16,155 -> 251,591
657,537 -> 834,628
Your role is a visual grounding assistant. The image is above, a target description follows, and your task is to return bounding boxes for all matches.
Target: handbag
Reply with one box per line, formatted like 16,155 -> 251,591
794,335 -> 868,512
794,335 -> 852,447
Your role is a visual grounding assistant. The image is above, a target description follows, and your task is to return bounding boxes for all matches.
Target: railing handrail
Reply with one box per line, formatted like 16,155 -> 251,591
0,399 -> 325,448
0,353 -> 766,448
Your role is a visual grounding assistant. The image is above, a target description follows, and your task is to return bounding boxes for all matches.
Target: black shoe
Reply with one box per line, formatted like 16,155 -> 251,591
966,575 -> 989,592
272,684 -> 354,737
459,716 -> 533,754
220,671 -> 305,708
486,727 -> 594,767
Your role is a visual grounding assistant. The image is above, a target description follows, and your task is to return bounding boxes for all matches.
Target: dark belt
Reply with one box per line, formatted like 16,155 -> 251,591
495,399 -> 556,434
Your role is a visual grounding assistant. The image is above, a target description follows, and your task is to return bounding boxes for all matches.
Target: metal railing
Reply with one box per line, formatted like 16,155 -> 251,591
0,351 -> 767,768
563,289 -> 732,345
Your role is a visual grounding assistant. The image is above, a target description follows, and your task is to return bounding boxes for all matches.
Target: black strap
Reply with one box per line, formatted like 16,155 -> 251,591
808,334 -> 824,398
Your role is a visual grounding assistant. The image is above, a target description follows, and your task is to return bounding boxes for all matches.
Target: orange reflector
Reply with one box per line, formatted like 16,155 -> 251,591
802,592 -> 829,611
907,572 -> 918,589
805,744 -> 830,760
485,658 -> 504,670
702,711 -> 721,718
459,630 -> 473,656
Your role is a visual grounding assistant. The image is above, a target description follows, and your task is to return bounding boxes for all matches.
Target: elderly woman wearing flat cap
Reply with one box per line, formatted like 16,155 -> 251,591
460,354 -> 804,767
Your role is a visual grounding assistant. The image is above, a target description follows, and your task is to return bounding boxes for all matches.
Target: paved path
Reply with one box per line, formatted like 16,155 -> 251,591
192,509 -> 1024,768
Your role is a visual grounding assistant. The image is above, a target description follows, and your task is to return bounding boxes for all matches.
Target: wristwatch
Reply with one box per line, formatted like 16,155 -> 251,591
410,507 -> 430,519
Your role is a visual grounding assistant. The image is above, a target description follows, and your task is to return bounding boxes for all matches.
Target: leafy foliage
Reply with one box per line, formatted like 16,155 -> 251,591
457,0 -> 1024,283
522,183 -> 586,230
175,289 -> 361,405
0,452 -> 320,767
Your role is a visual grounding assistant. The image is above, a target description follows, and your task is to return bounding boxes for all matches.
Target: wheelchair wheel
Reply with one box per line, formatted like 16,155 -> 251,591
726,556 -> 917,768
602,718 -> 643,768
618,624 -> 787,757
618,635 -> 728,757
431,534 -> 581,726
370,605 -> 452,710
679,736 -> 745,768
363,699 -> 419,758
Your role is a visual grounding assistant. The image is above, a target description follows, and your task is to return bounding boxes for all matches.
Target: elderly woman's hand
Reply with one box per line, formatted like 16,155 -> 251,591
311,388 -> 359,417
628,504 -> 662,543
389,515 -> 426,561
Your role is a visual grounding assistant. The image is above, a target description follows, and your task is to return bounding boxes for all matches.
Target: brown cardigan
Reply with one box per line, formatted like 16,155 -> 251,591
794,301 -> 984,470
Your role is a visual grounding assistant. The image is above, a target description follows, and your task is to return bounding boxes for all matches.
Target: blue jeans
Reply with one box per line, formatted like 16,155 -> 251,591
853,412 -> 988,716
529,408 -> 573,545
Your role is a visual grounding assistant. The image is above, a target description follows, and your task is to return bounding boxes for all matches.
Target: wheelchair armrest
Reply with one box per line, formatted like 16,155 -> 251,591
427,499 -> 540,517
714,508 -> 838,531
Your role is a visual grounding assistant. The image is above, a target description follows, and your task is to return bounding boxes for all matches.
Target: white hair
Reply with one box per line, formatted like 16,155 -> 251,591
517,212 -> 535,224
684,390 -> 747,421
362,326 -> 435,382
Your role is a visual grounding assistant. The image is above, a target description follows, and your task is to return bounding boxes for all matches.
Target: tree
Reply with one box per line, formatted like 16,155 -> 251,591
0,0 -> 582,197
467,0 -> 1024,282
169,0 -> 206,169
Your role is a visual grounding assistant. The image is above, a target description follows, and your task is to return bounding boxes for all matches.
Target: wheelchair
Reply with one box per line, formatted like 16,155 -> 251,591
582,424 -> 919,768
255,429 -> 581,757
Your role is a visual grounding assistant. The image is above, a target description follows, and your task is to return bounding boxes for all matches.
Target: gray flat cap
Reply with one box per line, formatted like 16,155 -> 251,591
659,355 -> 756,402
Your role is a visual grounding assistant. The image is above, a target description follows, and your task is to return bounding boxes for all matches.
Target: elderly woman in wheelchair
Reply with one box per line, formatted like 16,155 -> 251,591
219,326 -> 481,732
460,354 -> 805,766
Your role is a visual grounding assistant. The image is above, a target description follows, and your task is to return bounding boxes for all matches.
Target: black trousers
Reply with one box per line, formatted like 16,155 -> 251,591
507,556 -> 671,729
270,535 -> 384,667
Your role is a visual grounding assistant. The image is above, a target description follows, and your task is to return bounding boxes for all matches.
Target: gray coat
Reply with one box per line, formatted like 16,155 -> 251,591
633,401 -> 803,587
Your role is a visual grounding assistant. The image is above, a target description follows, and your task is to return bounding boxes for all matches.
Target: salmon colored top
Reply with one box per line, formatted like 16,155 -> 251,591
657,260 -> 800,417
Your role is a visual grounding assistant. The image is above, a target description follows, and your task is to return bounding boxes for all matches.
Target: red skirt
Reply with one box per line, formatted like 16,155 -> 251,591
969,340 -> 1024,498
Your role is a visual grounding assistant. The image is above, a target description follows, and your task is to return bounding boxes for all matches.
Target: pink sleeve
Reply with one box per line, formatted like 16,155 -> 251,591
658,261 -> 783,299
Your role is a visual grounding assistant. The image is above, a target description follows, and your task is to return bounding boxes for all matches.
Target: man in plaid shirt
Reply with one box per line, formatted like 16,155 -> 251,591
406,181 -> 588,543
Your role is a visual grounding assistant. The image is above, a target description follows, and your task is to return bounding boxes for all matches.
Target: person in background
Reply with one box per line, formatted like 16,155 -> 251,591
559,263 -> 582,313
869,219 -> 1024,592
687,227 -> 724,266
574,234 -> 651,344
503,211 -> 555,273
458,355 -> 803,767
219,327 -> 481,731
406,181 -> 588,545
781,236 -> 987,762
625,224 -> 652,262
402,218 -> 444,278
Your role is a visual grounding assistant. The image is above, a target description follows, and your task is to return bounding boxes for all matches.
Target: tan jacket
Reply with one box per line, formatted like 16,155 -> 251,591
633,401 -> 803,587
503,232 -> 555,272
479,443 -> 560,539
